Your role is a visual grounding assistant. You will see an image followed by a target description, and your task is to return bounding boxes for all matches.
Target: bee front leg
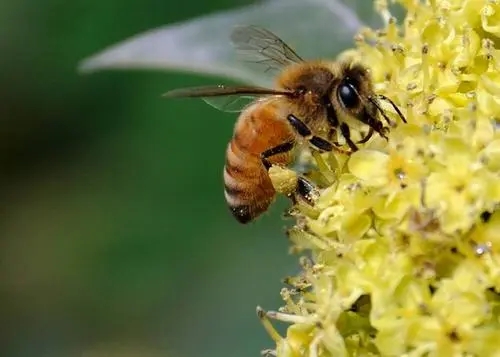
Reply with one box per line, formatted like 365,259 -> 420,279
357,126 -> 374,144
339,123 -> 359,151
359,101 -> 393,140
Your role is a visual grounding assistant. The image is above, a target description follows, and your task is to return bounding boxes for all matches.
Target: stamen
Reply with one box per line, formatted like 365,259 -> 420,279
256,306 -> 283,342
266,309 -> 311,324
260,349 -> 277,357
309,333 -> 323,357
311,151 -> 336,183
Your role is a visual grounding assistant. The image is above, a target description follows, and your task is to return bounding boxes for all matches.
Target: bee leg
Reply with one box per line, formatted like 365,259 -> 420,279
260,141 -> 318,206
340,123 -> 359,151
286,114 -> 342,153
357,126 -> 374,144
295,176 -> 317,205
260,141 -> 295,169
327,127 -> 337,141
365,114 -> 389,141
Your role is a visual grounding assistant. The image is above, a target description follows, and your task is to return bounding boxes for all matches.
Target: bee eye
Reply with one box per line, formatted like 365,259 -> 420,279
338,81 -> 359,109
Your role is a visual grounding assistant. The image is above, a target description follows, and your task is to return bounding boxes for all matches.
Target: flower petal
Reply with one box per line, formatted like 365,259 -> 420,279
348,150 -> 389,187
78,0 -> 366,86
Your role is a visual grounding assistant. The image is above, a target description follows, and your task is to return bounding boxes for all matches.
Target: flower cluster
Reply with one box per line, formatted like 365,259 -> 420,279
263,0 -> 500,356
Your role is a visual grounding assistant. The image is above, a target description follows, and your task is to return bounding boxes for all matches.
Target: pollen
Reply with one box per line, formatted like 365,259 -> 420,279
261,0 -> 500,356
269,165 -> 299,197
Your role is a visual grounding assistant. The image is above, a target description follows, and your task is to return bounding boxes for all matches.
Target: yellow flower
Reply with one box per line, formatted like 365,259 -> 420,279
260,0 -> 500,356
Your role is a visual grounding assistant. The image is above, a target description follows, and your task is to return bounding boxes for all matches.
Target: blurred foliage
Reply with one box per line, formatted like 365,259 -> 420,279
0,1 -> 370,357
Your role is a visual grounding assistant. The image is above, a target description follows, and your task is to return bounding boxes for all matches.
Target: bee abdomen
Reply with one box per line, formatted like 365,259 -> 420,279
229,205 -> 253,224
224,142 -> 275,224
224,187 -> 274,224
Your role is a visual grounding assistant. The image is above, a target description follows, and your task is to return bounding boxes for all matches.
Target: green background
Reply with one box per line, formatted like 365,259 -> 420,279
0,1 -> 373,356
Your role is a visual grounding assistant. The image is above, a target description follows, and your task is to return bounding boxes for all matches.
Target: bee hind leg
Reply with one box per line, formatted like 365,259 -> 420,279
294,176 -> 317,205
260,141 -> 318,206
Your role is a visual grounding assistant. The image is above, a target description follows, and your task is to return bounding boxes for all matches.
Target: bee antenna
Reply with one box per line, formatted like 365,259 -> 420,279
372,94 -> 407,124
368,96 -> 394,126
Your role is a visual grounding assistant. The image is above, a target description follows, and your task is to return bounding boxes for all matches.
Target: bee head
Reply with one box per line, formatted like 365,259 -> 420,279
329,62 -> 377,119
278,62 -> 378,118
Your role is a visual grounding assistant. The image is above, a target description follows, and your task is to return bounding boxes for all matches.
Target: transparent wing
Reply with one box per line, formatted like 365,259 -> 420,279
202,95 -> 257,113
78,0 -> 368,87
230,25 -> 304,75
163,85 -> 291,113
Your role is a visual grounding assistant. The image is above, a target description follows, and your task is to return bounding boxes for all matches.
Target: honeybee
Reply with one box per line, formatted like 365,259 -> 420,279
164,25 -> 406,224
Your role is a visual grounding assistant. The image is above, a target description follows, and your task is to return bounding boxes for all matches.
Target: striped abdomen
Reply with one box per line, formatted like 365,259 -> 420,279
223,100 -> 295,223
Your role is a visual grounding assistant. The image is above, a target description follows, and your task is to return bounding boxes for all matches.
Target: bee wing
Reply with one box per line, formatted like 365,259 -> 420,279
203,95 -> 258,113
163,85 -> 291,113
230,25 -> 304,75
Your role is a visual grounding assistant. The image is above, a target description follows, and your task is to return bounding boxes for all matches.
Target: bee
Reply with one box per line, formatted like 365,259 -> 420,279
164,25 -> 406,224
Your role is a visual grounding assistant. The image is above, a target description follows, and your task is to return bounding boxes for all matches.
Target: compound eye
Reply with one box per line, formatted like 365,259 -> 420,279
338,80 -> 359,109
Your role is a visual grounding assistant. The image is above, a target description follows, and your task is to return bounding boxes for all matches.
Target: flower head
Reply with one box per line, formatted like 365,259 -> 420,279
79,0 -> 500,355
261,1 -> 500,356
